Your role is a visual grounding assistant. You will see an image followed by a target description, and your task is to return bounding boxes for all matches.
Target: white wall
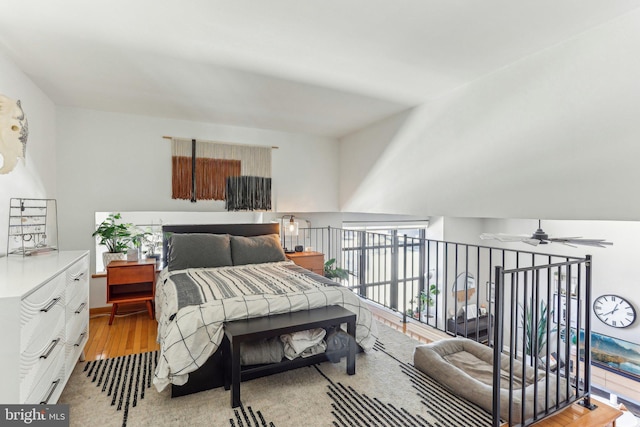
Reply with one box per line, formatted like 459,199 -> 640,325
0,52 -> 57,256
339,9 -> 640,221
55,107 -> 339,306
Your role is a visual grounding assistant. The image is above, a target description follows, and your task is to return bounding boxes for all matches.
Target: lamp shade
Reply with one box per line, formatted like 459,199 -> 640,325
288,220 -> 299,236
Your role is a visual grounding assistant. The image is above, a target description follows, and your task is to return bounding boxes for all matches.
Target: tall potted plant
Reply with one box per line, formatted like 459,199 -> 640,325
521,298 -> 556,363
92,213 -> 133,269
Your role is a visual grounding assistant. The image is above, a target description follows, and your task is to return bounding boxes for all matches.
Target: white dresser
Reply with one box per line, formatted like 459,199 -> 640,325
0,250 -> 89,404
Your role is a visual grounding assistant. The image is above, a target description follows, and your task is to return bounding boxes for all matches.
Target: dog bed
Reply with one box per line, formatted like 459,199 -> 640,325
414,338 -> 570,424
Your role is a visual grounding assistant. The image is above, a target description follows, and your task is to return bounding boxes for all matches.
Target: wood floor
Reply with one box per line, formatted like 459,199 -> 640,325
530,402 -> 622,427
84,304 -> 626,427
86,305 -> 159,360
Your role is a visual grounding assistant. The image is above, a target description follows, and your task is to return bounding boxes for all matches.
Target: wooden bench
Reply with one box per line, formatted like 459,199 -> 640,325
223,305 -> 357,408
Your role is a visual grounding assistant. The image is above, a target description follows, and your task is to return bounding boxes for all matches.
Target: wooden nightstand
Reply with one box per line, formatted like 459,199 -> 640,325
106,259 -> 156,325
286,251 -> 325,276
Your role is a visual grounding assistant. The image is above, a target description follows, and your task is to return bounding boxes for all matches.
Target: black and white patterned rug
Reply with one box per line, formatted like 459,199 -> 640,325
59,322 -> 492,426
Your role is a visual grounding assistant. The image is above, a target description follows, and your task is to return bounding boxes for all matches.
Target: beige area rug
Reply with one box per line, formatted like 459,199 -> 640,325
59,322 -> 492,426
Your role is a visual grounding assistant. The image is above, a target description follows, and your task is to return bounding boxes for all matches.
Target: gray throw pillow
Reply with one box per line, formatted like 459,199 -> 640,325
230,234 -> 287,266
167,233 -> 232,271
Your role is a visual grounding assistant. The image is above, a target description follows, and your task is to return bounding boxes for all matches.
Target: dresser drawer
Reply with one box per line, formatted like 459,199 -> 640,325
66,323 -> 88,374
25,345 -> 66,404
66,284 -> 88,320
20,326 -> 65,402
66,305 -> 88,343
20,275 -> 66,354
66,255 -> 89,300
66,254 -> 89,283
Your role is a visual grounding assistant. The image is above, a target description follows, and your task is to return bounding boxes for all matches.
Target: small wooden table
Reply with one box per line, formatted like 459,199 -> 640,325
285,251 -> 325,275
223,305 -> 356,408
106,259 -> 156,325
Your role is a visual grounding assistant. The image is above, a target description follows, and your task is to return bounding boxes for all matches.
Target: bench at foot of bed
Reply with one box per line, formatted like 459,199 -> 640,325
224,305 -> 357,408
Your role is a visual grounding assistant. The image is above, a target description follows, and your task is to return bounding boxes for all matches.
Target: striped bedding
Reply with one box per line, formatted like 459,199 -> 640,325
153,260 -> 378,391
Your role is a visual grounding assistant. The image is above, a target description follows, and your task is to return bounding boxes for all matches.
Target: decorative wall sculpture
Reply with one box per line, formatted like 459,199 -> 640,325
0,94 -> 28,174
171,138 -> 272,211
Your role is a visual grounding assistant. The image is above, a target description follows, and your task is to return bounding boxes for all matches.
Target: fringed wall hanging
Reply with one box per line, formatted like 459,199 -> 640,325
170,137 -> 273,211
171,139 -> 195,201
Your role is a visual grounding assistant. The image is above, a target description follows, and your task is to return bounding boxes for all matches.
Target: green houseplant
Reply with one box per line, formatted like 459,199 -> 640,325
324,258 -> 349,280
141,227 -> 162,260
92,213 -> 134,268
420,284 -> 440,308
413,284 -> 440,318
521,298 -> 556,359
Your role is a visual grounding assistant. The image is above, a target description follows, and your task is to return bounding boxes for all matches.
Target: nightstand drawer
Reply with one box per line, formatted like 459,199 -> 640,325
108,264 -> 154,285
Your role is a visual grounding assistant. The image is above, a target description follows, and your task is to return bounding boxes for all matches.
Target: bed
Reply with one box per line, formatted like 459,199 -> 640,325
152,223 -> 377,396
414,338 -> 570,424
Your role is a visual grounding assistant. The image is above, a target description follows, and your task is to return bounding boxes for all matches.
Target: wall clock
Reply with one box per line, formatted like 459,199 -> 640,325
593,295 -> 636,328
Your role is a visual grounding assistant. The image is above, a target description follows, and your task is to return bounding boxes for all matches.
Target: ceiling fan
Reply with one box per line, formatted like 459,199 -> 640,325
480,220 -> 613,248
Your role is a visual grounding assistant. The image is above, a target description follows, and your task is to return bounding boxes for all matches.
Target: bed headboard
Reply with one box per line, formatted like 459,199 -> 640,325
161,223 -> 280,266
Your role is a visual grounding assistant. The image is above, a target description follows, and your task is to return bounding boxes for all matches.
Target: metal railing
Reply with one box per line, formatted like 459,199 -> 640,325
292,226 -> 594,426
493,258 -> 593,426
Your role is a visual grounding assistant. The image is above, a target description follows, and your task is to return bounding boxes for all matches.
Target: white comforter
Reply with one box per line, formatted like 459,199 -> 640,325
153,261 -> 378,391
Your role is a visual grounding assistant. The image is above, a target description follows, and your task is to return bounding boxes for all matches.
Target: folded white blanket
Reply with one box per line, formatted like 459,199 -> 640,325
281,328 -> 327,360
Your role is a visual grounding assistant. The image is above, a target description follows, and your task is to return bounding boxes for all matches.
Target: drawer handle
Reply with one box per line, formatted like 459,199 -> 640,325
74,332 -> 87,346
40,379 -> 61,404
75,302 -> 86,314
72,272 -> 85,281
40,338 -> 61,359
40,297 -> 61,312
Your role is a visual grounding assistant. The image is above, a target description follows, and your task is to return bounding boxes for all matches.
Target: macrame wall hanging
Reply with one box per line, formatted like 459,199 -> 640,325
170,137 -> 272,211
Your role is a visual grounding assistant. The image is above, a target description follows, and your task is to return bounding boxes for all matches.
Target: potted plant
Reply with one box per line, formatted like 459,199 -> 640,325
324,258 -> 349,281
521,298 -> 556,363
141,228 -> 162,261
418,284 -> 440,318
92,213 -> 134,269
128,226 -> 152,261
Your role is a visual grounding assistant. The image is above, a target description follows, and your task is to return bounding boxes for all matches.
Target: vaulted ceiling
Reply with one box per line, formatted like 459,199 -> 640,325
1,1 -> 639,137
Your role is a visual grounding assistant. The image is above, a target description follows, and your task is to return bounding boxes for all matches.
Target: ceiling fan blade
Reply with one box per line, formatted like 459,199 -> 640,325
549,238 -> 613,248
479,233 -> 500,240
548,237 -> 582,240
480,233 -> 529,242
521,238 -> 542,246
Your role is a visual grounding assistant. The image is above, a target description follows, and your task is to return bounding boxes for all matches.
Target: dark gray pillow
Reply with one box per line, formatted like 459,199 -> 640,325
230,234 -> 286,266
167,233 -> 232,271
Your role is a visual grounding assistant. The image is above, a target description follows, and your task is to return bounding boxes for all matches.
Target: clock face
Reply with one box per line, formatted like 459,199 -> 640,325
593,295 -> 636,328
